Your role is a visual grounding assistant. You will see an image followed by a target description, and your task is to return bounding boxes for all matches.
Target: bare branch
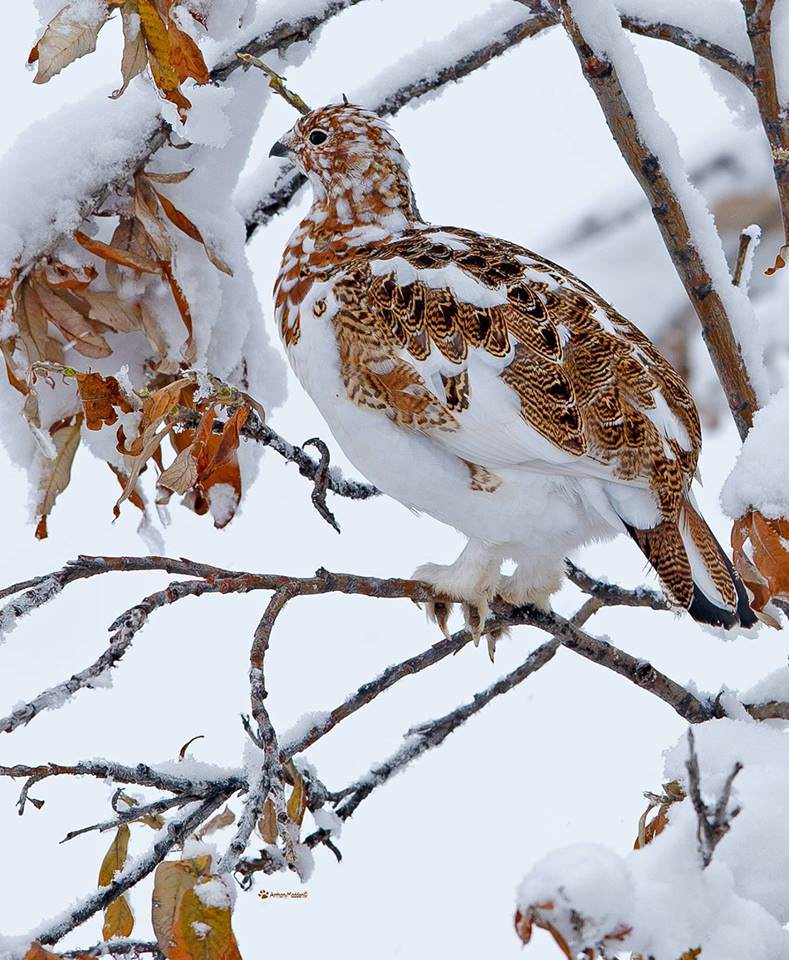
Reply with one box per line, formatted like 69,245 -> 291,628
60,793 -> 196,844
209,0 -> 369,85
174,408 -> 380,512
565,559 -> 671,612
61,941 -> 163,958
515,606 -> 714,723
301,640 -> 560,850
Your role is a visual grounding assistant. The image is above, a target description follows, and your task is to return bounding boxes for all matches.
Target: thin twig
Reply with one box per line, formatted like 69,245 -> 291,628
742,0 -> 789,245
733,225 -> 762,287
61,941 -> 163,958
237,54 -> 312,114
301,640 -> 560,850
685,728 -> 742,867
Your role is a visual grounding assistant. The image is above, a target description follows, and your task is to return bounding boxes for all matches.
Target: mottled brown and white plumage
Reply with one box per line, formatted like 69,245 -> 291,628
270,103 -> 755,650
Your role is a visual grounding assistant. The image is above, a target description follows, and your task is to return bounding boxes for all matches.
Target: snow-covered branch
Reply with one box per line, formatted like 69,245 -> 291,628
742,0 -> 789,244
558,0 -> 765,439
4,551 -> 788,953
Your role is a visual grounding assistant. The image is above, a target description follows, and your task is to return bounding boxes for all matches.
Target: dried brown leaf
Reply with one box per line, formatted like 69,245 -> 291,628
197,806 -> 235,839
154,190 -> 233,275
112,1 -> 148,99
82,289 -> 142,334
732,511 -> 789,626
286,767 -> 307,828
103,895 -> 134,941
75,229 -> 160,275
32,281 -> 111,359
34,414 -> 82,541
145,168 -> 194,184
29,5 -> 107,83
258,798 -> 278,844
74,371 -> 134,430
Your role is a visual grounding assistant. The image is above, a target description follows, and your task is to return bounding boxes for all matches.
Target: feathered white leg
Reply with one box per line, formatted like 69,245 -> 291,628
496,557 -> 564,612
413,539 -> 502,656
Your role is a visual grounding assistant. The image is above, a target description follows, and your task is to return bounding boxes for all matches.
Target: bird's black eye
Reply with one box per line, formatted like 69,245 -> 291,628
308,129 -> 328,146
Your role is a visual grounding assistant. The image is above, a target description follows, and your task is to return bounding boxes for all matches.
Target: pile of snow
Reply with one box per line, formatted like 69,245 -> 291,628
516,719 -> 789,959
721,384 -> 789,519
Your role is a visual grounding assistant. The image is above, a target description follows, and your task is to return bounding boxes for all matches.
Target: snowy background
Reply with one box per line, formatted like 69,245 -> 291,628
1,1 -> 788,956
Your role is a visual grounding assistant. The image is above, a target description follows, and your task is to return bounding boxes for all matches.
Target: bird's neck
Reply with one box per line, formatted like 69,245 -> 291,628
300,167 -> 421,251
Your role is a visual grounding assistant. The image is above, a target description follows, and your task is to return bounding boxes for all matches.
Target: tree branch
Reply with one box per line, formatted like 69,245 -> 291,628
36,794 -> 227,947
557,0 -> 760,438
742,0 -> 789,244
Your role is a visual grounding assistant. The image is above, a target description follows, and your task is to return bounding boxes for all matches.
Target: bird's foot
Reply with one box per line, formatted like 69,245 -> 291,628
413,560 -> 498,659
495,567 -> 564,613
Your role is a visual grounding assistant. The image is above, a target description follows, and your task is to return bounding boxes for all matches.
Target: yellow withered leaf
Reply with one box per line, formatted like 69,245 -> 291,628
103,894 -> 134,941
98,825 -> 134,942
98,824 -> 130,887
152,856 -> 213,955
168,880 -> 242,960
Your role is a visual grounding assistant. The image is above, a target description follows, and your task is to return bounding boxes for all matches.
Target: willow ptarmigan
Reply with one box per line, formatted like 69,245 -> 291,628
270,103 -> 755,651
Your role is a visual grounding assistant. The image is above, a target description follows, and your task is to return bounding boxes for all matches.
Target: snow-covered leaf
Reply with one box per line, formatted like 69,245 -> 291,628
99,824 -> 134,941
152,855 -> 212,955
28,5 -> 109,84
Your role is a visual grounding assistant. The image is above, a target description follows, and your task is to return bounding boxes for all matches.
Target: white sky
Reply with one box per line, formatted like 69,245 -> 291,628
1,3 -> 783,958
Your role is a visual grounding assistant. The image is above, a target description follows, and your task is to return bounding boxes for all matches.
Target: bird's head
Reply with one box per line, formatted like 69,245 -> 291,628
270,102 -> 419,232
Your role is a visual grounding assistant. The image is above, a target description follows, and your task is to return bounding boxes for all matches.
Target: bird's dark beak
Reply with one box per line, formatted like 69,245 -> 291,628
269,140 -> 291,159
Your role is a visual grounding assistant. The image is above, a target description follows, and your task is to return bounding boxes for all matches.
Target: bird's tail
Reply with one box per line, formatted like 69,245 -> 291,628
624,496 -> 756,629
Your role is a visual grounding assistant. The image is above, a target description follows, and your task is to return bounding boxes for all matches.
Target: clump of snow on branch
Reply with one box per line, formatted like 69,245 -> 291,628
0,86 -> 160,277
721,384 -> 789,519
516,719 -> 789,958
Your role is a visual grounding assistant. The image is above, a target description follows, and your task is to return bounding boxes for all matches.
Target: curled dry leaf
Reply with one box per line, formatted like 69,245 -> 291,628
178,733 -> 205,760
634,780 -> 684,850
514,901 -> 632,959
765,244 -> 788,277
154,189 -> 233,276
113,1 -> 148,99
514,903 -> 572,959
732,511 -> 789,627
34,414 -> 83,541
73,371 -> 134,430
152,855 -> 212,955
197,806 -> 236,840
